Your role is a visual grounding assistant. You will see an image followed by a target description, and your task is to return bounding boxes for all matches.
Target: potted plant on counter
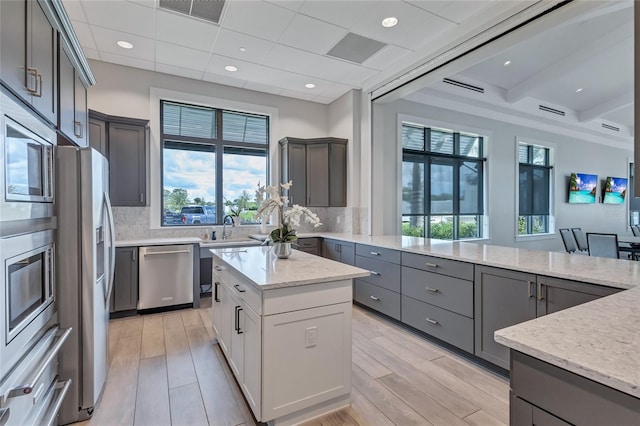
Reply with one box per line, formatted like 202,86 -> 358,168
254,181 -> 322,258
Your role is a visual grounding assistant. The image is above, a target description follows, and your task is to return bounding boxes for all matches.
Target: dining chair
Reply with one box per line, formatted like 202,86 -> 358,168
631,225 -> 640,237
586,233 -> 620,259
559,228 -> 577,253
571,228 -> 589,252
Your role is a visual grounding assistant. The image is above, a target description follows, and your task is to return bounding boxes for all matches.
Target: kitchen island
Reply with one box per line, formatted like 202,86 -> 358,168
210,246 -> 369,425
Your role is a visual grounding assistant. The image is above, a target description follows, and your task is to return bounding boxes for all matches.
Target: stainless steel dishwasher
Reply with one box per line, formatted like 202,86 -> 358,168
138,244 -> 194,310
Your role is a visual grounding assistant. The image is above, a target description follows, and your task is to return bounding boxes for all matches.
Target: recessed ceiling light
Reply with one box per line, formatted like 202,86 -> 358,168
117,40 -> 134,49
224,65 -> 238,72
239,47 -> 247,52
503,60 -> 511,66
381,17 -> 398,28
576,88 -> 583,93
305,83 -> 316,89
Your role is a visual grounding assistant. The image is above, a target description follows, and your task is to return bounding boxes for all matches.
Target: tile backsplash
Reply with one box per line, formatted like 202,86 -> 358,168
113,206 -> 367,240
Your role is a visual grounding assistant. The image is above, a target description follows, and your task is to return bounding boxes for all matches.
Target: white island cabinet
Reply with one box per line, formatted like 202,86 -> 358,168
210,246 -> 369,425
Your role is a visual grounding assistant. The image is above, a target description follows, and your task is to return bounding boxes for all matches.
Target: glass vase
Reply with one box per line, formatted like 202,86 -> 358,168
272,242 -> 292,259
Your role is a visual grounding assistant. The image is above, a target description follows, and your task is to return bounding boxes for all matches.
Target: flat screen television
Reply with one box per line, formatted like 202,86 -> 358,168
569,173 -> 597,204
603,176 -> 628,204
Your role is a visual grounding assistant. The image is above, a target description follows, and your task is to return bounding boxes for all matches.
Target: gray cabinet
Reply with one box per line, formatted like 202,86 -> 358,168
322,238 -> 354,265
280,137 -> 347,207
111,247 -> 138,315
510,350 -> 640,425
475,266 -> 620,369
59,42 -> 87,146
88,111 -> 148,206
1,0 -> 57,124
295,238 -> 320,255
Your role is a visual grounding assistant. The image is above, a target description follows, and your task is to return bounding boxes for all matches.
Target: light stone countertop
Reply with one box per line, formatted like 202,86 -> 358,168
495,285 -> 640,399
210,245 -> 370,290
115,237 -> 202,247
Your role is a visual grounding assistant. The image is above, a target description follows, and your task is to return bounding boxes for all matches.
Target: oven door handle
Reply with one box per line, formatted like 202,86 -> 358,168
104,192 -> 116,307
7,327 -> 71,399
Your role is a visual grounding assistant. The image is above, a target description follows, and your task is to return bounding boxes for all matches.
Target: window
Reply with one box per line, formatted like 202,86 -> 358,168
401,124 -> 485,240
161,101 -> 268,226
518,143 -> 551,235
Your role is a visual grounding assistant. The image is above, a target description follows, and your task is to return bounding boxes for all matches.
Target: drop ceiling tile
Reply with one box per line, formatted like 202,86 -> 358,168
81,47 -> 101,60
202,72 -> 247,88
212,29 -> 275,64
221,0 -> 296,42
99,51 -> 155,72
156,63 -> 204,80
362,44 -> 413,71
82,1 -> 156,38
435,1 -> 494,24
278,14 -> 347,54
317,82 -> 356,99
91,26 -> 156,61
62,0 -> 87,22
70,20 -> 97,50
127,0 -> 156,8
404,1 -> 450,16
312,96 -> 334,104
242,81 -> 285,95
262,44 -> 377,86
156,42 -> 211,70
155,9 -> 219,52
265,0 -> 305,13
298,1 -> 379,30
280,88 -> 317,101
351,2 -> 455,51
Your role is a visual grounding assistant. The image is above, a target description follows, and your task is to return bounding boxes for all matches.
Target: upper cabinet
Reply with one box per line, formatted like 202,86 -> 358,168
280,137 -> 347,207
89,111 -> 148,206
1,0 -> 57,124
59,41 -> 87,147
1,0 -> 95,142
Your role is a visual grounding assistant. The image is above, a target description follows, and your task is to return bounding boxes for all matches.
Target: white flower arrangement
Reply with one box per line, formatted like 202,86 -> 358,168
254,181 -> 322,243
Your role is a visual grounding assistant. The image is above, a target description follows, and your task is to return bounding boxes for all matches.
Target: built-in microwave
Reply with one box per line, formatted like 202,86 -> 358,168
0,90 -> 56,231
0,229 -> 56,381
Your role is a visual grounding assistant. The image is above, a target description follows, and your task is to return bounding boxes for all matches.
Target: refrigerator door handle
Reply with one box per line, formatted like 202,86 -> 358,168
104,191 -> 116,307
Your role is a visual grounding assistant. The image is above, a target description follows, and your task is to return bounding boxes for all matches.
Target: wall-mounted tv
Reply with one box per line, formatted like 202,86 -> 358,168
603,176 -> 628,204
569,173 -> 597,204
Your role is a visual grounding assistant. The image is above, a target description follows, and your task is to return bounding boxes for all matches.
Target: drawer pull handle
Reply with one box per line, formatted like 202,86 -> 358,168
370,251 -> 381,256
527,280 -> 534,298
425,262 -> 439,268
537,282 -> 545,301
425,317 -> 439,325
214,266 -> 223,271
370,271 -> 381,276
370,295 -> 380,301
214,282 -> 220,302
234,284 -> 246,293
425,286 -> 439,293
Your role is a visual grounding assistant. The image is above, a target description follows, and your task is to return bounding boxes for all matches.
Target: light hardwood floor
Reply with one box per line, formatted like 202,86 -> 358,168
78,298 -> 508,426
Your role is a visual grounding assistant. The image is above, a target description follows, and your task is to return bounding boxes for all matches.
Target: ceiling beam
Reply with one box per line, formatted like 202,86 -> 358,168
578,92 -> 633,122
505,22 -> 632,104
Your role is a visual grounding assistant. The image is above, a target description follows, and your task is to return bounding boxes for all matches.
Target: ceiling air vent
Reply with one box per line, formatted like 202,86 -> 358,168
159,0 -> 226,24
442,78 -> 484,93
601,123 -> 620,132
327,33 -> 386,64
538,105 -> 565,116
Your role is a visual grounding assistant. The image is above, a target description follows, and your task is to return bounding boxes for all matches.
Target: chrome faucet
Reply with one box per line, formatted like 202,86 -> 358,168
222,215 -> 234,239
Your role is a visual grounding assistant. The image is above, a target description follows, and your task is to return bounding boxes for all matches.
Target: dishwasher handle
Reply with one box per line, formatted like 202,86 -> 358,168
143,249 -> 191,256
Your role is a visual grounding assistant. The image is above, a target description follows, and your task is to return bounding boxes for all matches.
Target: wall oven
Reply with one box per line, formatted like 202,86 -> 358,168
0,90 -> 56,235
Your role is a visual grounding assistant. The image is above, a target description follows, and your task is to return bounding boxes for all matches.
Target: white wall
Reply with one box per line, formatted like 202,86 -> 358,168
87,60 -> 334,239
373,98 -> 634,251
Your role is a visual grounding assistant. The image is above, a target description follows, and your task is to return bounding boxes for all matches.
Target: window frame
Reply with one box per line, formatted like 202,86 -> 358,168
159,100 -> 270,227
515,138 -> 555,240
401,122 -> 486,240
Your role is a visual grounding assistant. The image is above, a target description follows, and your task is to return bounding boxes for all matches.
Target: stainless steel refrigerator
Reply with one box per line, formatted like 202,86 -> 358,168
55,147 -> 115,424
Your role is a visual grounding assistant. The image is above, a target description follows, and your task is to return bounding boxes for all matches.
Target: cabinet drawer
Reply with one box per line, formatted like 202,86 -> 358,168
297,238 -> 319,248
355,256 -> 401,293
401,295 -> 473,352
354,280 -> 400,320
402,252 -> 474,281
402,267 -> 473,317
356,244 -> 401,264
228,269 -> 262,315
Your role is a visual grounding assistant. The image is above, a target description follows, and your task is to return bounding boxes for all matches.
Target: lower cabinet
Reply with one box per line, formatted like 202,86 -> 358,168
295,237 -> 320,255
475,266 -> 620,369
110,246 -> 138,314
354,279 -> 400,320
322,239 -> 354,265
510,393 -> 570,426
